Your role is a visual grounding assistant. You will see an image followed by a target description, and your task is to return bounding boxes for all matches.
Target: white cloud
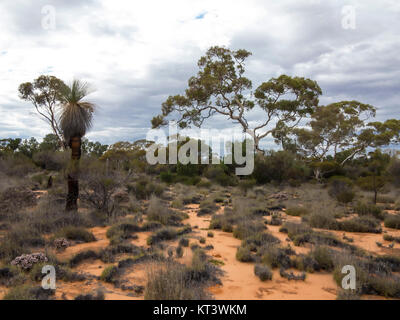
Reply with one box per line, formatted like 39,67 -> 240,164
0,0 -> 399,148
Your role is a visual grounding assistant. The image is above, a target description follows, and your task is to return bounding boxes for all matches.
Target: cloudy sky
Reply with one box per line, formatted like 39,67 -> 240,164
0,0 -> 399,149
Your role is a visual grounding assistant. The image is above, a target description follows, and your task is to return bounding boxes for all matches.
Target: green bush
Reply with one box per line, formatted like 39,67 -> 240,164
286,207 -> 309,217
355,202 -> 384,220
100,265 -> 119,283
147,196 -> 187,226
254,264 -> 273,281
236,246 -> 253,262
384,215 -> 400,229
55,226 -> 96,243
179,238 -> 189,247
310,246 -> 335,271
147,227 -> 178,245
260,245 -> 292,269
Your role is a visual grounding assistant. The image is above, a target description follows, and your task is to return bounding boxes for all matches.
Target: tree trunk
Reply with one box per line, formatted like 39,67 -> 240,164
66,136 -> 81,212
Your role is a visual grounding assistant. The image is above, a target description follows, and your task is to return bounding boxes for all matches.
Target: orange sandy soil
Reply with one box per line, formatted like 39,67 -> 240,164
3,193 -> 400,300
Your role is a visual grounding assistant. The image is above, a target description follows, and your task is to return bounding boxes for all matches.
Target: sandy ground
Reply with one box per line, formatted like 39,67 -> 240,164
3,194 -> 400,300
178,205 -> 338,300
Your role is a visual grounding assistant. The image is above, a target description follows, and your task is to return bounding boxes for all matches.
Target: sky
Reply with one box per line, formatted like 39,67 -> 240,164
0,0 -> 399,150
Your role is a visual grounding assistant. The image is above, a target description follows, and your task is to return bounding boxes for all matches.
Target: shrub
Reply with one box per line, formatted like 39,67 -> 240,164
147,196 -> 186,226
238,179 -> 256,195
144,262 -> 210,300
233,221 -> 265,240
55,226 -> 96,243
3,285 -> 54,300
242,232 -> 280,249
236,246 -> 253,262
106,219 -> 140,245
355,202 -> 384,220
328,177 -> 355,204
340,216 -> 382,233
128,178 -> 164,200
310,246 -> 335,271
207,231 -> 214,238
254,264 -> 273,281
260,245 -> 292,269
199,237 -> 206,244
179,238 -> 190,247
198,199 -> 218,216
176,246 -> 184,258
336,289 -> 361,300
307,212 -> 339,230
69,250 -> 98,267
384,215 -> 400,229
147,227 -> 178,245
75,289 -> 105,300
160,171 -> 174,184
100,265 -> 119,283
286,206 -> 309,217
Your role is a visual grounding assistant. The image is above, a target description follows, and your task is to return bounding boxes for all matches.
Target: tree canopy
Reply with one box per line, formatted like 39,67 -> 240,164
152,46 -> 322,152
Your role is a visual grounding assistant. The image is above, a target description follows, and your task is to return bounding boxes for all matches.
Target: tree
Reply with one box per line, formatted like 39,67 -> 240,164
18,75 -> 67,148
152,46 -> 322,153
39,133 -> 60,152
81,139 -> 108,158
292,102 -> 400,180
294,101 -> 376,162
59,80 -> 95,211
19,137 -> 40,158
357,150 -> 391,204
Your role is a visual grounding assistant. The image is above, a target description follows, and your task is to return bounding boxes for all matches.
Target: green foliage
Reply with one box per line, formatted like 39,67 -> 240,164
100,265 -> 119,283
354,202 -> 383,220
236,246 -> 253,262
55,226 -> 96,243
254,264 -> 273,281
384,215 -> 400,229
286,206 -> 309,217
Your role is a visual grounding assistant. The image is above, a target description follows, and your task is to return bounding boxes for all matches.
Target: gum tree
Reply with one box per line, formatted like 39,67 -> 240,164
18,75 -> 67,149
151,46 -> 322,153
60,80 -> 95,211
292,102 -> 400,180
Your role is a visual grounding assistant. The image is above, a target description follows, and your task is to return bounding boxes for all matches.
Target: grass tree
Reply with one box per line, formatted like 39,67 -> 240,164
60,80 -> 95,211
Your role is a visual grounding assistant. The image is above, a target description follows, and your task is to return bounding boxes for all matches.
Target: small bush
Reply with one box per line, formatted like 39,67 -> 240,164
176,246 -> 184,258
310,246 -> 335,271
147,196 -> 186,226
260,245 -> 292,269
236,246 -> 253,262
144,262 -> 210,300
286,207 -> 309,217
179,238 -> 189,247
69,250 -> 98,267
207,231 -> 214,238
198,199 -> 218,216
254,264 -> 272,281
3,285 -> 54,300
339,216 -> 382,233
233,221 -> 265,240
355,202 -> 384,220
100,265 -> 119,283
384,215 -> 400,229
55,226 -> 96,243
106,219 -> 140,245
147,227 -> 178,245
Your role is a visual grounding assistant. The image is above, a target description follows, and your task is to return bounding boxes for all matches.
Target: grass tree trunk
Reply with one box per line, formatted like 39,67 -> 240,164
66,136 -> 81,211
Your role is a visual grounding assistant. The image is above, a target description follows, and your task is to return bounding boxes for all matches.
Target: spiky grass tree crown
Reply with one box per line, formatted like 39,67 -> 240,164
60,79 -> 95,143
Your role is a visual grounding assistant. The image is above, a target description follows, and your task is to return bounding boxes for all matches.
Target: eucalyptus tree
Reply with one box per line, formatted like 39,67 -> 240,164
18,75 -> 67,148
292,102 -> 400,180
60,80 -> 95,211
152,46 -> 322,153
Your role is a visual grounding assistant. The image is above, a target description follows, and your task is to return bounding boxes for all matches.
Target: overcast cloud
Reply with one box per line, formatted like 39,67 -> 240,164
0,0 -> 399,149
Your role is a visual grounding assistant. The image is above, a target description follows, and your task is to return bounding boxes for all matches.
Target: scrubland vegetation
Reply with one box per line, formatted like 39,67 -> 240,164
0,46 -> 400,300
